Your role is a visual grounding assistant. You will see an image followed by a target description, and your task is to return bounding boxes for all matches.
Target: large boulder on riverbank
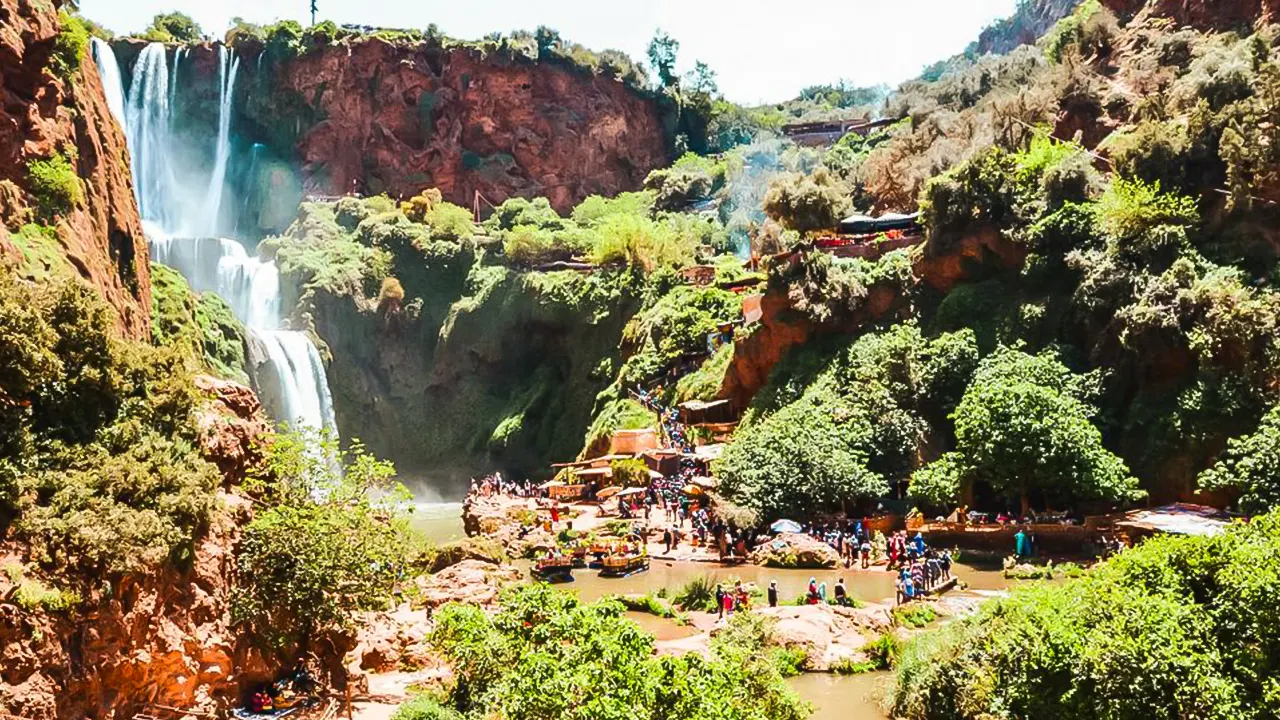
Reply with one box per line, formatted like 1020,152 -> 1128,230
415,559 -> 523,610
755,603 -> 893,671
751,533 -> 841,568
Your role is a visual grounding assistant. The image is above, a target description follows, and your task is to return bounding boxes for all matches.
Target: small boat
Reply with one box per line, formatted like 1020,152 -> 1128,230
598,553 -> 650,578
531,557 -> 575,583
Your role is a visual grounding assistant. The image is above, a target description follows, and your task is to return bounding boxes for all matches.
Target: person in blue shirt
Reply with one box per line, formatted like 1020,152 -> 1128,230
1015,528 -> 1028,558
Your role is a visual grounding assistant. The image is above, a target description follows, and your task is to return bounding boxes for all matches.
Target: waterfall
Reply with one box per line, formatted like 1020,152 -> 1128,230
111,44 -> 339,437
90,38 -> 126,128
202,45 -> 240,238
258,331 -> 340,435
124,43 -> 175,231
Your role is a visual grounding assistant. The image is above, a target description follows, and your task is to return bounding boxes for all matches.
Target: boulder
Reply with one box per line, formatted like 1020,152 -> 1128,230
751,533 -> 841,569
415,560 -> 522,610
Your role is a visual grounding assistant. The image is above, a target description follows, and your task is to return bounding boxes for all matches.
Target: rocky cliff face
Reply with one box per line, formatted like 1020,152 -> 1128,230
0,378 -> 277,719
1101,0 -> 1280,28
110,36 -> 668,236
0,0 -> 150,339
976,0 -> 1082,55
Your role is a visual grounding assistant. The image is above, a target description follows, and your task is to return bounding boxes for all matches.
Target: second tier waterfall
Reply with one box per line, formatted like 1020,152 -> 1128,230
97,41 -> 339,436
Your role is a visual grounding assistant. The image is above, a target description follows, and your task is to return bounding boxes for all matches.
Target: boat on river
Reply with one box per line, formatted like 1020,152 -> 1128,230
598,552 -> 650,578
531,556 -> 575,583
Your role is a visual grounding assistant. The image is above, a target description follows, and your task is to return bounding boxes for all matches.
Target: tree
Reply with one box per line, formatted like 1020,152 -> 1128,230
1199,404 -> 1280,514
910,347 -> 1141,513
647,29 -> 680,89
431,585 -> 810,720
141,12 -> 203,43
763,168 -> 851,234
232,431 -> 409,649
685,60 -> 719,98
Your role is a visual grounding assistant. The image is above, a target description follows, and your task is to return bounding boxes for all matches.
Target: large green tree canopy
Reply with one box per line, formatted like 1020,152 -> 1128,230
431,584 -> 809,720
910,347 -> 1142,512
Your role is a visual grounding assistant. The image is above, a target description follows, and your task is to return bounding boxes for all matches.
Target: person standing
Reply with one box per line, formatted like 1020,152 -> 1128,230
1015,527 -> 1027,559
767,581 -> 778,608
715,584 -> 726,620
834,578 -> 848,606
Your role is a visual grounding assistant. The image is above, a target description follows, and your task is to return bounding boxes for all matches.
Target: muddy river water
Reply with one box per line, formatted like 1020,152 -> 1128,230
410,503 -> 1025,718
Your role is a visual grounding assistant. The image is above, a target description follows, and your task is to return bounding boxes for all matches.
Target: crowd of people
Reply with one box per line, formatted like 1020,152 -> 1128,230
471,471 -> 534,498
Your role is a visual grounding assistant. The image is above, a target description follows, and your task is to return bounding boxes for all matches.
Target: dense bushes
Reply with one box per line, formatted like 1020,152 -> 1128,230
430,584 -> 809,720
233,432 -> 408,648
890,511 -> 1280,719
0,275 -> 220,577
910,347 -> 1141,512
718,324 -> 978,519
26,151 -> 82,222
52,11 -> 89,81
150,263 -> 249,383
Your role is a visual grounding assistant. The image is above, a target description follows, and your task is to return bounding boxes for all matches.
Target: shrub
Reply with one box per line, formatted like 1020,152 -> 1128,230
889,511 -> 1280,719
1104,121 -> 1191,189
431,585 -> 810,720
139,12 -> 203,43
1199,403 -> 1280,514
609,457 -> 649,487
52,11 -> 89,81
390,697 -> 460,720
861,631 -> 903,670
892,604 -> 937,629
26,152 -> 82,221
232,432 -> 409,648
14,578 -> 81,613
762,167 -> 850,233
672,574 -> 717,612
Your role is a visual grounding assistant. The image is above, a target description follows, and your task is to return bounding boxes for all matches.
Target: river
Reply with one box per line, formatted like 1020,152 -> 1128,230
409,500 -> 1030,719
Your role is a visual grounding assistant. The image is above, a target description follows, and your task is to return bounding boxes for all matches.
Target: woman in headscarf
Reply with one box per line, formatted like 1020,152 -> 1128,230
807,577 -> 819,604
817,581 -> 828,604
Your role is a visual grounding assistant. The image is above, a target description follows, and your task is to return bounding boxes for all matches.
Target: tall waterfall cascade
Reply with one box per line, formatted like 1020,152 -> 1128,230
95,42 -> 338,437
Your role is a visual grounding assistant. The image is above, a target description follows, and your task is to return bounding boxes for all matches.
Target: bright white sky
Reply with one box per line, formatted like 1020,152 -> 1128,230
81,0 -> 1019,104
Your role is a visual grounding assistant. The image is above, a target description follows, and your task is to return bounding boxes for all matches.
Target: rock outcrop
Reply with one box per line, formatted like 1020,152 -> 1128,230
976,0 -> 1083,56
0,0 -> 150,339
0,378 -> 277,719
751,533 -> 841,569
1101,0 -> 1280,29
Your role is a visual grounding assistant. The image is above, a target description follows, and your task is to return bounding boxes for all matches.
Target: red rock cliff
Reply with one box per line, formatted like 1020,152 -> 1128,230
1102,0 -> 1280,28
263,38 -> 666,212
0,0 -> 150,339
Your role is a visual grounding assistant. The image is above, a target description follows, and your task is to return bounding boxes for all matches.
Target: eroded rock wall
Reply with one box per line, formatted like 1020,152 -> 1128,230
0,0 -> 150,339
0,378 -> 278,719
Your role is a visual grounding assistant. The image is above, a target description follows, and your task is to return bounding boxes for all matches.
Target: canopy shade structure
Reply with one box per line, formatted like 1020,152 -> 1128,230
538,480 -> 567,490
770,519 -> 803,534
1115,504 -> 1231,537
837,212 -> 920,235
616,487 -> 646,497
597,486 -> 623,500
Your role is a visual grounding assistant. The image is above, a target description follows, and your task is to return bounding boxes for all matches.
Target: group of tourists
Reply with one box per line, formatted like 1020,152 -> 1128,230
714,582 -> 752,618
886,531 -> 928,569
801,577 -> 857,606
895,550 -> 953,605
471,471 -> 534,498
634,388 -> 695,454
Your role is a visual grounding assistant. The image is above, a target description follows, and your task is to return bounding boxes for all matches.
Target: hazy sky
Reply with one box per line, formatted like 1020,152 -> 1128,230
81,0 -> 1019,104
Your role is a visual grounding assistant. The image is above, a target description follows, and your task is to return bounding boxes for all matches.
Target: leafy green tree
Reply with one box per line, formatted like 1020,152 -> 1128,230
232,431 -> 409,649
890,510 -> 1280,719
910,347 -> 1141,513
1199,404 -> 1280,513
140,12 -> 203,43
431,584 -> 809,720
647,29 -> 680,88
762,167 -> 850,233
